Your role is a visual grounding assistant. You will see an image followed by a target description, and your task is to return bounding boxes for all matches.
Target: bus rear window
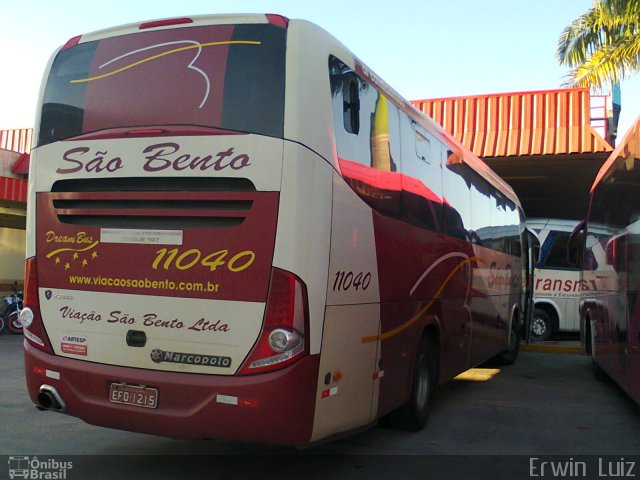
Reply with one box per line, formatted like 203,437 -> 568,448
38,23 -> 286,146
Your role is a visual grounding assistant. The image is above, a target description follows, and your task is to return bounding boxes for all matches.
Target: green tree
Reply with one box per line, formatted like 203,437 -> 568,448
557,0 -> 640,89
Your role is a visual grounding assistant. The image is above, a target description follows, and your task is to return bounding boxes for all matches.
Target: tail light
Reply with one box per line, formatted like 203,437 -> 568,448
61,35 -> 82,51
239,268 -> 308,374
266,14 -> 289,29
21,257 -> 54,354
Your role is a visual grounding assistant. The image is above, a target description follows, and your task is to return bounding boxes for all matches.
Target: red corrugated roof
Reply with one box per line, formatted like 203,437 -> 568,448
411,88 -> 612,158
0,176 -> 27,202
0,128 -> 32,154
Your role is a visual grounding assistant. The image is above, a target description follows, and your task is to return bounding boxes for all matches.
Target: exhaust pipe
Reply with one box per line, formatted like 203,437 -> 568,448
37,385 -> 67,413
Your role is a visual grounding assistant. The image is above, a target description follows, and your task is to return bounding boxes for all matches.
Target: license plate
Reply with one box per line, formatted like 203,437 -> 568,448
109,383 -> 158,409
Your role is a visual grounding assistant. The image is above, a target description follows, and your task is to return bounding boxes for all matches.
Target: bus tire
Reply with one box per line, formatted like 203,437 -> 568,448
584,319 -> 592,356
495,313 -> 520,365
589,325 -> 608,382
592,359 -> 608,382
386,337 -> 433,432
530,308 -> 552,341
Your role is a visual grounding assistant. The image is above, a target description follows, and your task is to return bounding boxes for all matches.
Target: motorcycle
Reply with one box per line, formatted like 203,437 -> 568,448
1,290 -> 23,335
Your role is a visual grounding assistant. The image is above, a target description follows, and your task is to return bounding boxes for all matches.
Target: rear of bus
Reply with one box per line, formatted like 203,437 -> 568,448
22,14 -> 326,445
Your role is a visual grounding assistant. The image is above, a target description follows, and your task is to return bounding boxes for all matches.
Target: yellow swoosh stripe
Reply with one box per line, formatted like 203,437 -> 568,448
46,241 -> 100,258
70,40 -> 262,84
361,256 -> 485,344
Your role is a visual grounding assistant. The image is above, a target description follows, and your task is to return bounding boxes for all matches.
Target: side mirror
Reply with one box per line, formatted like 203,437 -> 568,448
567,220 -> 587,268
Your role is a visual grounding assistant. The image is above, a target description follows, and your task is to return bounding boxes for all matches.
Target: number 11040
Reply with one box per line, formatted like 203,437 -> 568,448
332,271 -> 372,292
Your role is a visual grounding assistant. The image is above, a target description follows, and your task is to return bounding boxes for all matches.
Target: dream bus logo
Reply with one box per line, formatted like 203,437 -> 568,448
8,456 -> 73,479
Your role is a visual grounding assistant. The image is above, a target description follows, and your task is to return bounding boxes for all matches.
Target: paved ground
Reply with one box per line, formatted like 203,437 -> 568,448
1,333 -> 639,479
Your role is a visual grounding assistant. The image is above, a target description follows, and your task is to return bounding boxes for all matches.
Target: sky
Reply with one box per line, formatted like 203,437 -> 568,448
1,0 -> 639,141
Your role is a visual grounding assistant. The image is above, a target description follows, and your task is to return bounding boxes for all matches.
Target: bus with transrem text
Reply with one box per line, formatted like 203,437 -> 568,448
22,13 -> 528,445
528,218 -> 608,341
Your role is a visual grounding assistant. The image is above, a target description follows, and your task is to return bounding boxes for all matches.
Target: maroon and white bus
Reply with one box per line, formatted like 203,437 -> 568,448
21,13 -> 527,445
581,115 -> 640,404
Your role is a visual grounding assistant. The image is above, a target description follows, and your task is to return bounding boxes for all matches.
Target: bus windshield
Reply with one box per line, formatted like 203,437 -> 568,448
38,23 -> 286,147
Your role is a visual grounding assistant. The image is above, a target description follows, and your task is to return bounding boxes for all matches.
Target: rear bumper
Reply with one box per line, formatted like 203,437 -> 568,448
24,341 -> 319,445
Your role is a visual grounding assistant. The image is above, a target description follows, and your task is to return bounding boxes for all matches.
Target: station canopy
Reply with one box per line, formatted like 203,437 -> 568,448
412,88 -> 613,221
1,89 -> 613,222
0,129 -> 30,230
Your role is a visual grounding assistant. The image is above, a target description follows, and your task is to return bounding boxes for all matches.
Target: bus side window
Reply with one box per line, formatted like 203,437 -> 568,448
329,55 -> 401,219
442,152 -> 472,241
469,172 -> 492,247
399,117 -> 443,233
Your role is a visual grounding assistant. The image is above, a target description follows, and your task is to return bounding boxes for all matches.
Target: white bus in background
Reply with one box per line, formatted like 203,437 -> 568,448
528,218 -> 607,341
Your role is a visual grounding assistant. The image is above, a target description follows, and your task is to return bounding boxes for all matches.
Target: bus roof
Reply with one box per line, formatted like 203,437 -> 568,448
57,13 -> 521,210
591,114 -> 640,192
75,14 -> 277,43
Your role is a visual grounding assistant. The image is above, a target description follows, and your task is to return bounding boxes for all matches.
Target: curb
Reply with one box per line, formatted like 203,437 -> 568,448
521,342 -> 584,355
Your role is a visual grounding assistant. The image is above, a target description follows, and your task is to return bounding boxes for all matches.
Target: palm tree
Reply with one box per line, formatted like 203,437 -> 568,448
557,0 -> 640,89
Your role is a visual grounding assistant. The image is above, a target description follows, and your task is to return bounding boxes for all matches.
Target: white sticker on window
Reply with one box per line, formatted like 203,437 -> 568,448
100,229 -> 183,245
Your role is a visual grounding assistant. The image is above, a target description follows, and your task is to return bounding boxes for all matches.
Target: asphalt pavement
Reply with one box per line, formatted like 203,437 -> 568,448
1,333 -> 639,479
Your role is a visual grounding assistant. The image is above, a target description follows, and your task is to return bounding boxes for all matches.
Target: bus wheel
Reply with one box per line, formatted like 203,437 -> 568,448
589,326 -> 608,382
385,338 -> 432,432
592,358 -> 608,381
530,308 -> 552,341
495,314 -> 520,365
584,321 -> 592,356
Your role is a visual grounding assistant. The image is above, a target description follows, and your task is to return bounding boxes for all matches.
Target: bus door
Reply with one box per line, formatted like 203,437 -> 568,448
535,230 -> 579,331
599,232 -> 630,383
624,231 -> 640,400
